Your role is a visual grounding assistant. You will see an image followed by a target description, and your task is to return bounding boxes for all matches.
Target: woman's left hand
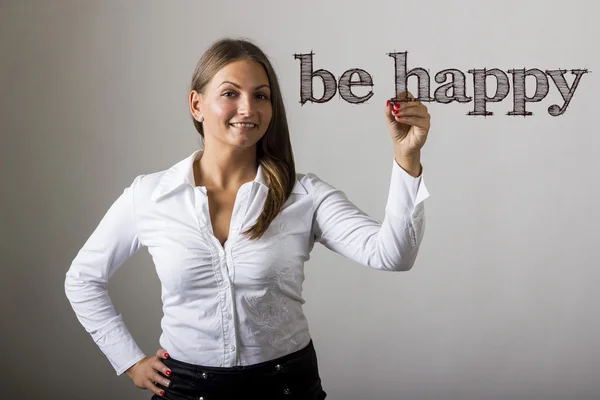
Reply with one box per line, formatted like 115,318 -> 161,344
384,91 -> 431,154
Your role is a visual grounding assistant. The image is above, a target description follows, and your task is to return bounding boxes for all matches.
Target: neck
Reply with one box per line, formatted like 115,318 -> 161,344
195,145 -> 258,191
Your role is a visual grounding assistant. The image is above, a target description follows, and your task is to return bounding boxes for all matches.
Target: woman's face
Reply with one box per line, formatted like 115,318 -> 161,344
192,59 -> 273,149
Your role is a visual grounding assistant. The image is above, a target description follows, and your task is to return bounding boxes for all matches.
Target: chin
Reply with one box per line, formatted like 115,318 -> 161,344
228,136 -> 261,149
228,130 -> 266,145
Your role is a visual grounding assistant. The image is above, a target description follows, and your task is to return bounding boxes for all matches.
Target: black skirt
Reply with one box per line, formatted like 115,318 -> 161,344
151,340 -> 327,400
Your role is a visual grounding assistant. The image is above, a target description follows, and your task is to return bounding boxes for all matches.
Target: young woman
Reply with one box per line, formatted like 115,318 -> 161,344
65,37 -> 431,399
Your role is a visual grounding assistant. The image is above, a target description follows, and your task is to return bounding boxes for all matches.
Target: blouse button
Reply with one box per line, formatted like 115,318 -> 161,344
201,372 -> 208,379
283,388 -> 291,395
275,364 -> 283,371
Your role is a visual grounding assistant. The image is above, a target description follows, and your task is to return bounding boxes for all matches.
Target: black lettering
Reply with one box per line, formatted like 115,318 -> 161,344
293,52 -> 337,105
467,68 -> 510,116
434,69 -> 471,104
507,68 -> 549,116
546,69 -> 589,116
338,69 -> 374,104
388,52 -> 434,102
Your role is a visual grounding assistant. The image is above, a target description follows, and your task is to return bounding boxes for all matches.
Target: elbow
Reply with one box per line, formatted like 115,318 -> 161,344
64,264 -> 109,308
64,267 -> 94,303
399,247 -> 420,271
399,260 -> 416,271
64,270 -> 78,303
389,259 -> 416,272
391,219 -> 426,271
381,247 -> 420,272
383,216 -> 424,271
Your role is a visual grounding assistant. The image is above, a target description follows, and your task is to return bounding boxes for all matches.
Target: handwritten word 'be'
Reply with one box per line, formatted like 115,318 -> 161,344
293,52 -> 589,116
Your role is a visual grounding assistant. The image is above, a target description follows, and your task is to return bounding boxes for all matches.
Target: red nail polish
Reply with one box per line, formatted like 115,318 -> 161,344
393,103 -> 400,109
166,370 -> 171,376
386,100 -> 390,107
164,352 -> 169,358
160,390 -> 165,396
392,109 -> 398,114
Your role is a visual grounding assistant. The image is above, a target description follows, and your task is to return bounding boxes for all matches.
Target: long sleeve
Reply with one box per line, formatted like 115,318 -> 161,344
65,175 -> 146,375
310,158 -> 430,271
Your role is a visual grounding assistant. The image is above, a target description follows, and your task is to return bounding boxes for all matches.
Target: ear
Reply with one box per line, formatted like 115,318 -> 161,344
189,90 -> 203,121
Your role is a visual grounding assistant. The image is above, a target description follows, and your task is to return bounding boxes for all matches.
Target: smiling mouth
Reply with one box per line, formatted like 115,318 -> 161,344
230,123 -> 258,129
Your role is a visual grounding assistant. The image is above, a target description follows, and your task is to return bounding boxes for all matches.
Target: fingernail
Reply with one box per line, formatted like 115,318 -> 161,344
386,100 -> 390,107
393,103 -> 400,109
392,109 -> 398,114
166,370 -> 171,376
164,352 -> 169,358
160,390 -> 165,396
164,380 -> 171,387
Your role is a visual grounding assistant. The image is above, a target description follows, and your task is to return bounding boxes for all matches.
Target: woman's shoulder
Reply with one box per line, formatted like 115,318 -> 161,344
128,152 -> 200,203
125,168 -> 170,204
294,171 -> 338,196
131,169 -> 167,188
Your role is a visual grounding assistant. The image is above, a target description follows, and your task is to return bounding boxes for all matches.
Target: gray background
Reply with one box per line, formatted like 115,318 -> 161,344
2,0 -> 599,399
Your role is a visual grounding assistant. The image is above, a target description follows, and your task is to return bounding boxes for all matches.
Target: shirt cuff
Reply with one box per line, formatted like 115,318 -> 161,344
93,316 -> 147,375
386,157 -> 430,218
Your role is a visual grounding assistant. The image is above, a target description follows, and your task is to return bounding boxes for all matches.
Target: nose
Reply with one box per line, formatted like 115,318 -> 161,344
237,95 -> 255,117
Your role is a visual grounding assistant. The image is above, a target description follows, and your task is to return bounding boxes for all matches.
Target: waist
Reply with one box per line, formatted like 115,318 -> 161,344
166,339 -> 317,375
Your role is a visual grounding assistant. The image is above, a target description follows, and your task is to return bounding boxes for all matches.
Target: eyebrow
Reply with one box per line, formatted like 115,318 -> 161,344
218,81 -> 270,91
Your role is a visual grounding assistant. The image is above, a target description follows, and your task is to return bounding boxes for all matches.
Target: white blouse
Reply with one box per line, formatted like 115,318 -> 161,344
65,150 -> 430,375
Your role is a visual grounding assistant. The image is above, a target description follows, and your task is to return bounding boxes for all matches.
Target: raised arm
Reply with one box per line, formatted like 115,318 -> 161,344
311,91 -> 431,271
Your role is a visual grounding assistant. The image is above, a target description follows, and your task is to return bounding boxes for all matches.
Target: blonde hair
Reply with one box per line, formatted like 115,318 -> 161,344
190,38 -> 296,241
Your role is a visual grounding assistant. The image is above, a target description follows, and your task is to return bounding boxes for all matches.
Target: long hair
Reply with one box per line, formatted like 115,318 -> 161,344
190,38 -> 296,241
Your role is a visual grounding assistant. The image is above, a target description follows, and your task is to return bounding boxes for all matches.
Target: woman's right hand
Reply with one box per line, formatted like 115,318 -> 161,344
125,348 -> 172,397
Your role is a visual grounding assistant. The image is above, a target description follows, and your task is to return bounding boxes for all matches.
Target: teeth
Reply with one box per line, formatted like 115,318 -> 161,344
231,123 -> 256,128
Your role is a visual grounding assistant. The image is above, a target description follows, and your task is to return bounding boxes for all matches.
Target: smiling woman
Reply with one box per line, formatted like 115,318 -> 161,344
64,37 -> 430,400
